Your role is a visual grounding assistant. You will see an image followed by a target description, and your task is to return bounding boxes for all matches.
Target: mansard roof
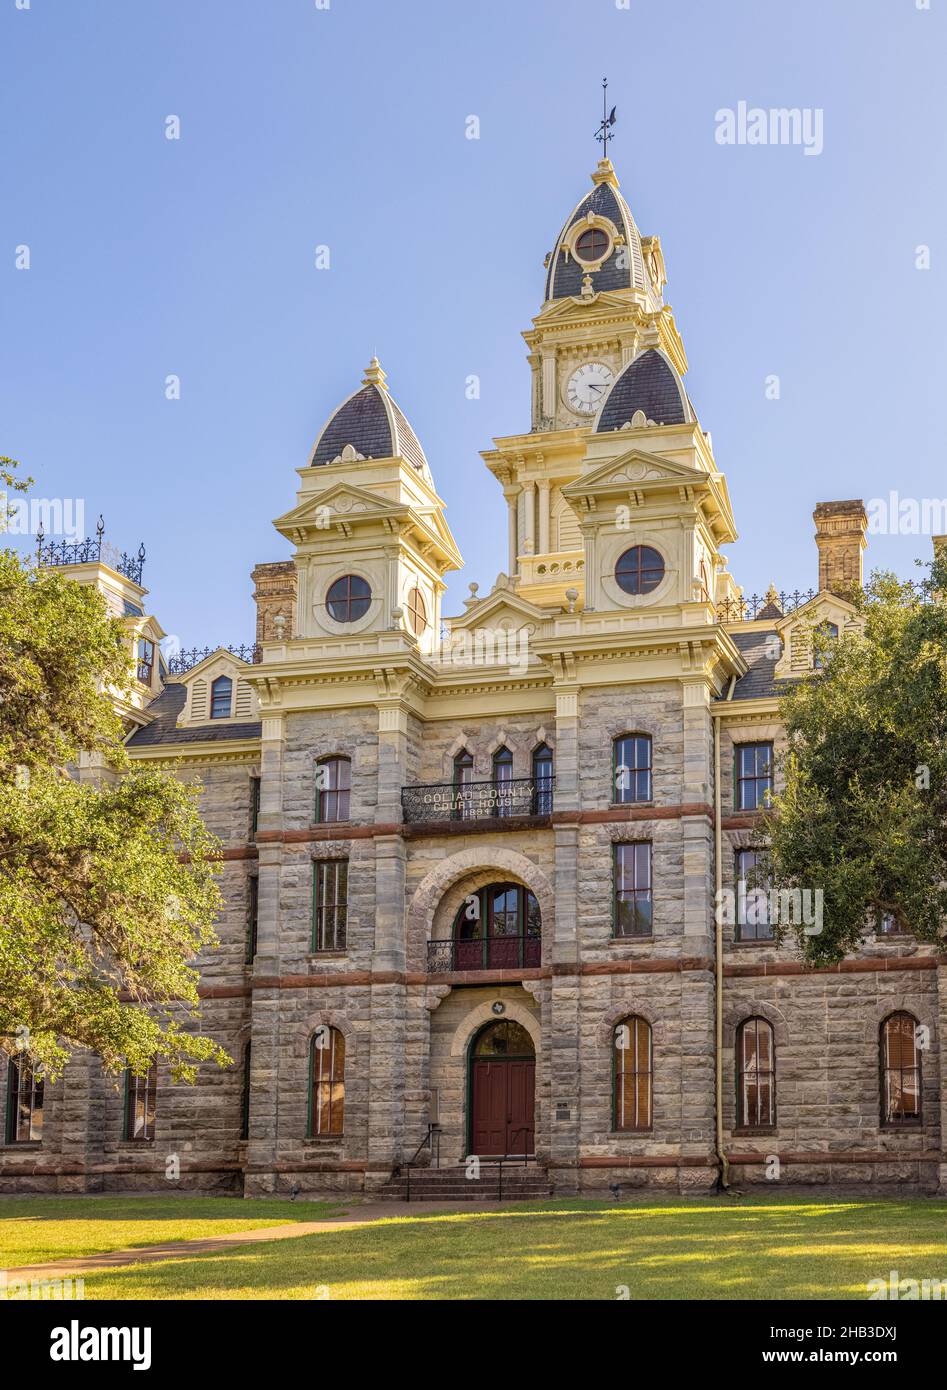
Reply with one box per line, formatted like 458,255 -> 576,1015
309,359 -> 427,471
125,683 -> 261,747
595,349 -> 692,432
544,162 -> 661,305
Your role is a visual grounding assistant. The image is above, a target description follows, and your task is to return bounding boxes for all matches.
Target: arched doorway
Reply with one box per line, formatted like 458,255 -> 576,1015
468,1020 -> 535,1156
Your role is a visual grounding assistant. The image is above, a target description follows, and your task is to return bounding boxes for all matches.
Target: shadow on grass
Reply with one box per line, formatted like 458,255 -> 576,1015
80,1196 -> 947,1302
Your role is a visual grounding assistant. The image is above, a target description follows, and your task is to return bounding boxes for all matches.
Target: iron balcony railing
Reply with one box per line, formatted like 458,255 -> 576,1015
401,777 -> 554,824
165,643 -> 261,675
427,936 -> 542,973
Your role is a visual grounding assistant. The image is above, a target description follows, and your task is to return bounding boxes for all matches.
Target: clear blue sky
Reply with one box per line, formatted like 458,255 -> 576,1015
2,0 -> 945,647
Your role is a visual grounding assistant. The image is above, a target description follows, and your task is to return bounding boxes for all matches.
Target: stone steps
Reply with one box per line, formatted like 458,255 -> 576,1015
378,1164 -> 552,1202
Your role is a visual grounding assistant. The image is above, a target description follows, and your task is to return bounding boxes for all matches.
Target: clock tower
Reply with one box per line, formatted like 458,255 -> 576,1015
481,155 -> 699,610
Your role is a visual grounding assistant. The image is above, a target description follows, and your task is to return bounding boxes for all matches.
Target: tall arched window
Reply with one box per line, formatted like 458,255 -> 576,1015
613,734 -> 652,803
452,748 -> 475,821
315,756 -> 351,823
309,1026 -> 345,1136
210,675 -> 233,719
453,883 -> 541,970
492,745 -> 513,817
532,743 -> 554,816
736,1018 -> 775,1129
124,1063 -> 157,1141
5,1056 -> 44,1143
613,1016 -> 652,1131
881,1012 -> 921,1126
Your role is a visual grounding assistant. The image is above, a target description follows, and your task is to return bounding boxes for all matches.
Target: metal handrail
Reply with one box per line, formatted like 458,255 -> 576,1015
402,1123 -> 441,1202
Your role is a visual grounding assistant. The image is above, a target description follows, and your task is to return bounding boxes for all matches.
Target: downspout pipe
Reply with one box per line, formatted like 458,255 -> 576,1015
713,677 -> 735,1190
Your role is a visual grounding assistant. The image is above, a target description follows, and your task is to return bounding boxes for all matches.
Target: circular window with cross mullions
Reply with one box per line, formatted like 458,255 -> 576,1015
615,545 -> 665,596
574,226 -> 611,263
326,574 -> 372,623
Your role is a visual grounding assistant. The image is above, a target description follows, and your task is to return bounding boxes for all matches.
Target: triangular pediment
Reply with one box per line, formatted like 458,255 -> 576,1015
533,289 -> 646,328
447,584 -> 549,635
562,448 -> 707,501
773,590 -> 862,680
274,483 -> 408,539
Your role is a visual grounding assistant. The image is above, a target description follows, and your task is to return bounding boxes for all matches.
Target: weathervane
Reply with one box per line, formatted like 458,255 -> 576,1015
595,77 -> 617,156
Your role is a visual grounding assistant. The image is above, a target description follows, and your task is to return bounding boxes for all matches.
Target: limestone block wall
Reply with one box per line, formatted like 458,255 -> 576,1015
722,970 -> 942,1191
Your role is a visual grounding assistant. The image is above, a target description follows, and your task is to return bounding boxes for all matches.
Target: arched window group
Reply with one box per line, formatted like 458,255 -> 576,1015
450,743 -> 555,820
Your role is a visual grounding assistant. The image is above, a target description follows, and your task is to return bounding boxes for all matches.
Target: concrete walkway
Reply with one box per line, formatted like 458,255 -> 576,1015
5,1201 -> 510,1281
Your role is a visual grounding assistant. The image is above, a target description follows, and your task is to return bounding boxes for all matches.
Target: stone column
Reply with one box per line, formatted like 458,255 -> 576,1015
504,487 -> 521,577
541,352 -> 556,419
523,481 -> 536,555
679,678 -> 718,1191
538,479 -> 551,555
246,712 -> 286,1194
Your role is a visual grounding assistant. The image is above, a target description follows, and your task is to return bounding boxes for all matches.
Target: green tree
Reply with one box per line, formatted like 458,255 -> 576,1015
0,458 -> 228,1080
763,555 -> 947,964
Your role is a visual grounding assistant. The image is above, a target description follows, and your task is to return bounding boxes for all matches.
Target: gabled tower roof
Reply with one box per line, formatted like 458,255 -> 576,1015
309,358 -> 428,471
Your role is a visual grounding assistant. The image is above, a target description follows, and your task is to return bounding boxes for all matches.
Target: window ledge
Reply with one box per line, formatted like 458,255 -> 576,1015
117,1139 -> 156,1148
0,1141 -> 42,1150
609,801 -> 654,810
732,1129 -> 777,1138
880,1123 -> 924,1132
609,936 -> 655,945
732,938 -> 777,947
306,951 -> 348,962
608,1130 -> 654,1138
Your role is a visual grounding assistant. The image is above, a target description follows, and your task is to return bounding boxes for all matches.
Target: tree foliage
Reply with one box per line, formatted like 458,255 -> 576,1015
0,458 -> 228,1080
764,555 -> 947,964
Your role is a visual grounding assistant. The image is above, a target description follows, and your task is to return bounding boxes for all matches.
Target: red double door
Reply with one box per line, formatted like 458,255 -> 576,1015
471,1057 -> 535,1156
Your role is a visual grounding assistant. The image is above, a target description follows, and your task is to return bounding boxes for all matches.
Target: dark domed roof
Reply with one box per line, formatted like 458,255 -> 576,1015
310,360 -> 428,470
545,162 -> 661,305
595,349 -> 691,431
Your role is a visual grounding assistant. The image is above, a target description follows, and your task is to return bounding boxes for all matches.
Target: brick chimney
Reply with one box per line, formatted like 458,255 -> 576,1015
813,500 -> 867,598
251,561 -> 297,644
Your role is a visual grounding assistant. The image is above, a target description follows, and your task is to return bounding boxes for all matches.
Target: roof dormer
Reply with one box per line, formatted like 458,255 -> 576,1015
175,649 -> 259,727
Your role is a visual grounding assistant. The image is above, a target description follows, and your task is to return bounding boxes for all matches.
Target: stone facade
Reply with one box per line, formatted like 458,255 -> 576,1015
2,156 -> 943,1199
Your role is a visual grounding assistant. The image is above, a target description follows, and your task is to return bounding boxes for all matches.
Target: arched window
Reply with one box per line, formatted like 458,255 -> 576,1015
452,748 -> 475,821
326,574 -> 371,623
492,745 -> 513,817
5,1056 -> 44,1143
315,756 -> 351,823
881,1013 -> 921,1126
309,1026 -> 345,1136
736,1019 -> 775,1129
124,1063 -> 157,1141
532,743 -> 554,816
615,545 -> 665,596
210,675 -> 233,719
453,882 -> 541,970
240,1041 -> 251,1141
613,733 -> 652,803
613,1016 -> 652,1131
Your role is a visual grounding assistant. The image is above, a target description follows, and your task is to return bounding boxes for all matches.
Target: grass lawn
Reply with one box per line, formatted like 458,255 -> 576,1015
38,1193 -> 947,1300
0,1195 -> 342,1268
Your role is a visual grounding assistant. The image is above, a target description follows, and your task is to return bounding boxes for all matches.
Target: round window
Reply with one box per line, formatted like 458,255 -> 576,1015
405,586 -> 427,636
326,574 -> 372,623
574,227 -> 610,263
615,546 -> 665,596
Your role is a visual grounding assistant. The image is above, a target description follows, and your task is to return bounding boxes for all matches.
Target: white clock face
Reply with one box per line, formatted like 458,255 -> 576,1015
566,361 -> 614,416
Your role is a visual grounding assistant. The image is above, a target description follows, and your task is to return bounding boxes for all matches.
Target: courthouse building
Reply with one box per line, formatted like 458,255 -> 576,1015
3,155 -> 945,1198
